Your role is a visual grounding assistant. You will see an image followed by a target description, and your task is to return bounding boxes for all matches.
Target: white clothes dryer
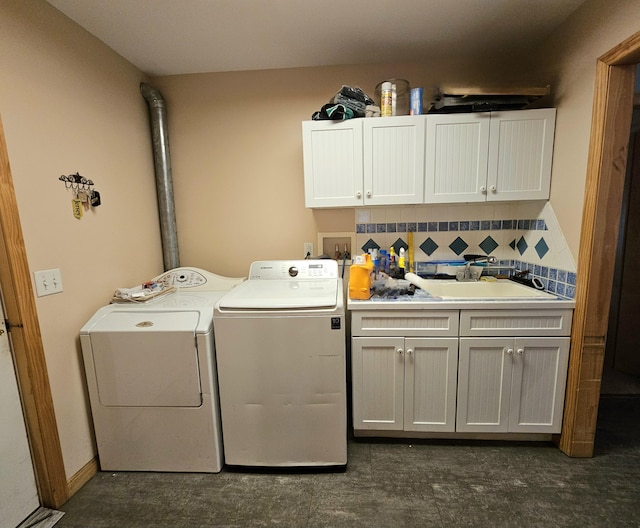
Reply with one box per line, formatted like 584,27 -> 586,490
80,267 -> 244,473
213,260 -> 347,468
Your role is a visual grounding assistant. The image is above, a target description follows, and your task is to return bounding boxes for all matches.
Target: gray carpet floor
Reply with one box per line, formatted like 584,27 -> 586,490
55,395 -> 640,528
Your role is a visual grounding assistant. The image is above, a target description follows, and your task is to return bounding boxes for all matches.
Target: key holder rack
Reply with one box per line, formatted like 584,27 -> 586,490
59,172 -> 94,193
58,172 -> 101,219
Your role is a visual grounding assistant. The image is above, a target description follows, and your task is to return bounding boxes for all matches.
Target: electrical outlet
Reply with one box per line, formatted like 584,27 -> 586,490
303,242 -> 314,259
34,268 -> 64,297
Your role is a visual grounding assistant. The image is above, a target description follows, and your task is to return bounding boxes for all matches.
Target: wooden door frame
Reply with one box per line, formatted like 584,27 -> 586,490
0,115 -> 68,507
559,31 -> 640,456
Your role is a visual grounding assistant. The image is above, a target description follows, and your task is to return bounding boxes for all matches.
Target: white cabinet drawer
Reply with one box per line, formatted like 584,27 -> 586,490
351,310 -> 459,337
459,309 -> 573,337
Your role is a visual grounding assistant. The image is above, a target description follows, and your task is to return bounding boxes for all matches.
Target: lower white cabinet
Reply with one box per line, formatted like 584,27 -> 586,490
456,337 -> 570,434
352,337 -> 458,432
350,307 -> 573,439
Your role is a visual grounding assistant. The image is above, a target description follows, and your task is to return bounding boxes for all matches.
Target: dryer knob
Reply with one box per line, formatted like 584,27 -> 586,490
288,266 -> 299,277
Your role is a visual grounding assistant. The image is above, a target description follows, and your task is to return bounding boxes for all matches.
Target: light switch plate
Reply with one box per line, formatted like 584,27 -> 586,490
34,268 -> 63,296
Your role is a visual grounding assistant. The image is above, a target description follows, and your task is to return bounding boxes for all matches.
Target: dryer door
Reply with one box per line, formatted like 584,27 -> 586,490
88,310 -> 202,407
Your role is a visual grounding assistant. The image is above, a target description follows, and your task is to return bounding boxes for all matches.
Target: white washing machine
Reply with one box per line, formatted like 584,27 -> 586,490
213,260 -> 347,467
80,267 -> 244,473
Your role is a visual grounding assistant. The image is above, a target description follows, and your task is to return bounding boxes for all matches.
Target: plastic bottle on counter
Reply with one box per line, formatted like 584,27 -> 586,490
398,248 -> 406,277
388,247 -> 397,276
379,249 -> 388,276
371,248 -> 380,280
349,254 -> 374,300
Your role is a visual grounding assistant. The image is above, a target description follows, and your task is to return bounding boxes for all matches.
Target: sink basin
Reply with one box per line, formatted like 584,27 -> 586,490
405,274 -> 556,299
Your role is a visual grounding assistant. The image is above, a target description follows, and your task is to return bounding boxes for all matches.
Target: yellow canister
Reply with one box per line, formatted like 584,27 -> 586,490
349,254 -> 374,300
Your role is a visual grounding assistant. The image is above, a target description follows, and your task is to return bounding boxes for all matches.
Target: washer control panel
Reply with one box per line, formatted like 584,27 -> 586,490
248,260 -> 339,280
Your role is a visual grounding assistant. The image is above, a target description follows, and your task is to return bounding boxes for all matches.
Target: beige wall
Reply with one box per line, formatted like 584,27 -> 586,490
0,0 -> 162,477
535,0 -> 640,259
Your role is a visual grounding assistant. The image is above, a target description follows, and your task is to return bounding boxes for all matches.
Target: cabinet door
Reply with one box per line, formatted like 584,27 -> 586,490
487,108 -> 556,201
363,117 -> 425,205
425,113 -> 491,203
352,337 -> 404,431
302,120 -> 363,207
457,338 -> 512,433
404,338 -> 458,432
509,337 -> 570,433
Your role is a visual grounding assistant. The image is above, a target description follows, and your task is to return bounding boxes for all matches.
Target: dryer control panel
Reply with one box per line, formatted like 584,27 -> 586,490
154,267 -> 245,291
248,260 -> 339,280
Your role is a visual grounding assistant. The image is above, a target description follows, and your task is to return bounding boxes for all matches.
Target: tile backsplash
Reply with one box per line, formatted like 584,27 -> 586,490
354,201 -> 577,299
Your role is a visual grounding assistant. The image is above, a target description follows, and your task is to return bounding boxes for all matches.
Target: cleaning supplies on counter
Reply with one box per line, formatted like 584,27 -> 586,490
388,247 -> 397,276
349,254 -> 374,300
398,248 -> 406,276
379,249 -> 388,276
407,231 -> 414,274
370,249 -> 380,279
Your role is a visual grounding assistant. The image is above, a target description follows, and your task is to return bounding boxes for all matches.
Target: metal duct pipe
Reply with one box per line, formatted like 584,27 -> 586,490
140,82 -> 180,271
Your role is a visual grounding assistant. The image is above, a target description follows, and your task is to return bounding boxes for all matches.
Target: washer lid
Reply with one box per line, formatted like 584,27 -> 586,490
217,279 -> 339,309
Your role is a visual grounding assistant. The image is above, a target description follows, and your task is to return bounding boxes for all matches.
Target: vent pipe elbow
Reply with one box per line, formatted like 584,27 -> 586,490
140,82 -> 179,271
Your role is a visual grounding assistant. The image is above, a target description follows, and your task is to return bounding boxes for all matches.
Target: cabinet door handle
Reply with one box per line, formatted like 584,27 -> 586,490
490,185 -> 496,192
505,347 -> 514,356
366,190 -> 372,198
516,348 -> 524,356
356,191 -> 362,198
397,348 -> 404,355
406,348 -> 413,356
480,185 -> 487,193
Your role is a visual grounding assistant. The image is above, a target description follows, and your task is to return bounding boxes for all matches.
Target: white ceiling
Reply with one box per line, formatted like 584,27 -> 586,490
46,0 -> 588,77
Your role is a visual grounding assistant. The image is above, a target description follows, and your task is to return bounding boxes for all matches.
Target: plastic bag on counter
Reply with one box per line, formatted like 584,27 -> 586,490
370,277 -> 416,299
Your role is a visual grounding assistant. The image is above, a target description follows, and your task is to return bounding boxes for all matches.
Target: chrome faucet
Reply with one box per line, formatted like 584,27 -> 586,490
456,255 -> 497,282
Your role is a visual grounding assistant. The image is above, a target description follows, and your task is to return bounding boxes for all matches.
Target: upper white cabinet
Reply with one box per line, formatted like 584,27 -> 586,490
425,108 -> 556,203
302,117 -> 424,207
363,117 -> 425,205
302,119 -> 363,208
303,108 -> 556,207
425,112 -> 491,203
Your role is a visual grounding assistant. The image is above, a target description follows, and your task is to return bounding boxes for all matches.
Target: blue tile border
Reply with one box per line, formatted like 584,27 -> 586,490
357,218 -> 549,234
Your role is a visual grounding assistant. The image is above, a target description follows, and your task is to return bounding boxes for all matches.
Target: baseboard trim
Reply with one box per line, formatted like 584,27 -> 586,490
67,456 -> 99,498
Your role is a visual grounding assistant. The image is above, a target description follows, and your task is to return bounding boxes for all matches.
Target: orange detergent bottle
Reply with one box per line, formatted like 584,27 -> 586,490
349,254 -> 374,300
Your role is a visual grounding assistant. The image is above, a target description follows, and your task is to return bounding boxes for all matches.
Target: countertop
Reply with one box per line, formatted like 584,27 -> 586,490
347,284 -> 576,311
